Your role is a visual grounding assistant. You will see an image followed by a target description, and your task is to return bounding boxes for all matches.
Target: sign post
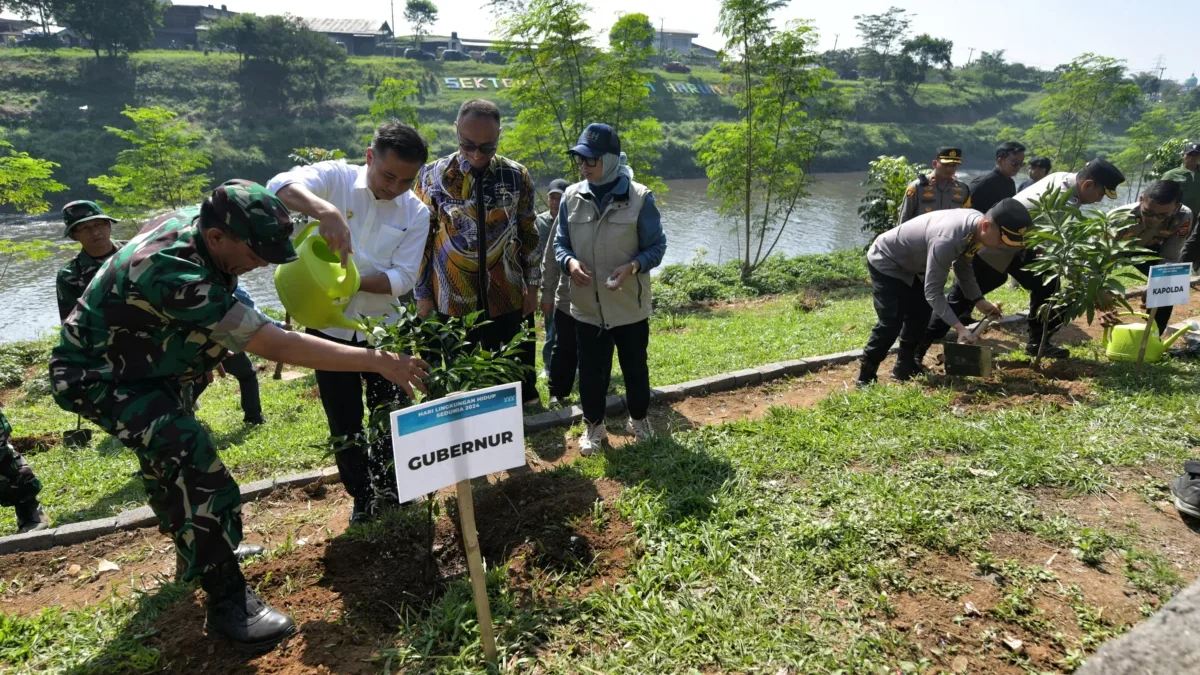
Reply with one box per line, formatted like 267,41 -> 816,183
1139,262 -> 1192,374
390,382 -> 526,663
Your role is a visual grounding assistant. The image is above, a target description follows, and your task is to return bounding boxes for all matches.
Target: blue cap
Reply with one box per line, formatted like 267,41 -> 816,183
569,123 -> 621,159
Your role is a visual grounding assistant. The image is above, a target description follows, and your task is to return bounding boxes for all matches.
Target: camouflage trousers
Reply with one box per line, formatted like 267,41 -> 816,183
0,411 -> 41,508
52,381 -> 241,582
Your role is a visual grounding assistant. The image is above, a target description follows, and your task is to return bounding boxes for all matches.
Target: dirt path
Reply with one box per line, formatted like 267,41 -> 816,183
4,306 -> 1200,674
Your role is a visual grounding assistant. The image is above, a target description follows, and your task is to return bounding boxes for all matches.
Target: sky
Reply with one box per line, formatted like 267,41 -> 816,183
204,0 -> 1200,81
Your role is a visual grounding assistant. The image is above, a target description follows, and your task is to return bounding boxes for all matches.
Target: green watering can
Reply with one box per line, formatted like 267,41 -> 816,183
273,222 -> 366,332
1102,312 -> 1191,363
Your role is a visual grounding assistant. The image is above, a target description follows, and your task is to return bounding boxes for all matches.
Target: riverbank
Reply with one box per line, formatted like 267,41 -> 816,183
3,286 -> 1200,673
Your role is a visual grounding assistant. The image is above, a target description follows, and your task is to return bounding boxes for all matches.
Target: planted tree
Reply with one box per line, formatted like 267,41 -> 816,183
497,0 -> 665,191
1023,188 -> 1152,368
360,77 -> 426,145
403,0 -> 438,48
52,0 -> 163,58
857,155 -> 923,240
696,14 -> 846,279
89,106 -> 211,217
0,139 -> 66,288
1024,54 -> 1140,171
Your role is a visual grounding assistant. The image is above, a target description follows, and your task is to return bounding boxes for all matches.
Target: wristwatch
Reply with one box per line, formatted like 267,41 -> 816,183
631,260 -> 641,273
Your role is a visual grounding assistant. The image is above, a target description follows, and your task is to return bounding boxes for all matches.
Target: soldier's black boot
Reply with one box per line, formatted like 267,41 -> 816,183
911,342 -> 932,373
202,558 -> 297,653
177,544 -> 265,581
856,359 -> 881,388
891,348 -> 922,381
14,499 -> 49,533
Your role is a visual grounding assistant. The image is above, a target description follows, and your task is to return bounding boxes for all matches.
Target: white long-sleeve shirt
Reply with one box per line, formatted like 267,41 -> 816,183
267,160 -> 429,341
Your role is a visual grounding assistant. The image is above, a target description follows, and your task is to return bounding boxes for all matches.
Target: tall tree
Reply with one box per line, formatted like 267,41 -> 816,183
0,139 -> 66,214
975,50 -> 1009,91
1024,53 -> 1140,171
403,0 -> 438,48
696,20 -> 846,278
608,12 -> 655,61
853,6 -> 911,80
88,106 -> 211,217
1114,107 -> 1179,194
897,34 -> 952,96
497,0 -> 665,191
52,0 -> 163,58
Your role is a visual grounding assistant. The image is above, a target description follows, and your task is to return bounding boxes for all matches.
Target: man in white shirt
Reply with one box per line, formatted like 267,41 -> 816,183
266,122 -> 430,525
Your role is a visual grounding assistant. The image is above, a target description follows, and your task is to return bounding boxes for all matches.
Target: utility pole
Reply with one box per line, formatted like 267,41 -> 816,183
966,47 -> 975,66
1153,54 -> 1167,80
390,0 -> 397,58
832,33 -> 839,51
659,17 -> 665,65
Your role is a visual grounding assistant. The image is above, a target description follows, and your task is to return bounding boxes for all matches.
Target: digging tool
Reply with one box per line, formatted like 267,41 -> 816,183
943,314 -> 998,377
63,415 -> 92,448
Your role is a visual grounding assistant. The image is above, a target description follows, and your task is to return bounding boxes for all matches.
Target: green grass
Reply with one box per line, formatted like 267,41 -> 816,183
5,326 -> 1198,672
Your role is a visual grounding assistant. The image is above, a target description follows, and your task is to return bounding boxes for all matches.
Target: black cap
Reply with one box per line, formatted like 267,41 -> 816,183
936,147 -> 963,164
546,178 -> 569,196
569,123 -> 621,159
1186,143 -> 1200,155
1078,159 -> 1126,200
986,198 -> 1032,247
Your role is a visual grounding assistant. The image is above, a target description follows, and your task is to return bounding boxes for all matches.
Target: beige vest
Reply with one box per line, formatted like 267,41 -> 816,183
564,180 -> 653,328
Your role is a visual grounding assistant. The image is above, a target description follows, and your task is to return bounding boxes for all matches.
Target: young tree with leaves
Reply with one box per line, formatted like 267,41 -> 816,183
403,0 -> 438,47
896,34 -> 952,96
0,139 -> 66,290
1114,108 -> 1180,195
1024,54 -> 1140,171
853,6 -> 911,81
496,0 -> 664,191
858,155 -> 923,240
51,0 -> 163,58
696,18 -> 846,279
361,78 -> 423,143
89,106 -> 211,217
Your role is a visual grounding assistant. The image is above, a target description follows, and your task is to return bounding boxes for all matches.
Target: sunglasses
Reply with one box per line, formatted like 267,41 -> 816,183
458,137 -> 498,155
572,154 -> 600,168
1007,158 -> 1026,168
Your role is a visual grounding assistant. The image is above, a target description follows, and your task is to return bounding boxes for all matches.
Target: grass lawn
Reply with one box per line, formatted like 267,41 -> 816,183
2,339 -> 1197,673
0,283 -> 1035,534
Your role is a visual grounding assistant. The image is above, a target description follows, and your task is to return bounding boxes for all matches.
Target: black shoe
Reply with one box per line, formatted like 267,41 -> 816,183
349,496 -> 375,526
891,351 -> 925,382
14,500 -> 49,533
1171,461 -> 1200,519
202,559 -> 297,653
1026,342 -> 1069,359
856,361 -> 880,389
243,415 -> 267,426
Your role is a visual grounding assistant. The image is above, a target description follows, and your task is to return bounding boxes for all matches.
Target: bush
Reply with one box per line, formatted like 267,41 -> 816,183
0,339 -> 53,388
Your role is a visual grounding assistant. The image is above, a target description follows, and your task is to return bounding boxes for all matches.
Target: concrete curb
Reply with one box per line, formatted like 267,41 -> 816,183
1077,576 -> 1200,674
8,275 -> 1187,556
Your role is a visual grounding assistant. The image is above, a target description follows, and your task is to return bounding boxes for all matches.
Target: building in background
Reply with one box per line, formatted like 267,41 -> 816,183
299,17 -> 392,56
154,3 -> 236,50
655,29 -> 698,56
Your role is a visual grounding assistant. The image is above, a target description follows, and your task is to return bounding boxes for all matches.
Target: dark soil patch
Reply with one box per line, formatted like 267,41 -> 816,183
142,473 -> 633,674
925,355 -> 1099,411
300,386 -> 320,400
10,432 -> 61,454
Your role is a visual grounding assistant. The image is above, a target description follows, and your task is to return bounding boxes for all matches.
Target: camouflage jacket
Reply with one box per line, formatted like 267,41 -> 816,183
0,410 -> 9,448
56,241 -> 125,322
49,207 -> 269,392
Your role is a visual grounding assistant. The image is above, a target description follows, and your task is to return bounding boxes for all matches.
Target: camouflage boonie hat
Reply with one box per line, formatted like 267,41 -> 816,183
206,179 -> 297,264
61,200 -> 118,238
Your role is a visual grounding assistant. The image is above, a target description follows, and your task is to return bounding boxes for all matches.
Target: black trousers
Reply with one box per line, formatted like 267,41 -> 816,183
192,351 -> 262,420
863,263 -> 933,364
445,309 -> 539,403
577,318 -> 651,423
548,309 -> 578,398
926,252 -> 1060,347
307,329 -> 404,504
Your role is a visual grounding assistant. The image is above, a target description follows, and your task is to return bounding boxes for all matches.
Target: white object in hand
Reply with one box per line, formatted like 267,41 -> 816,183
605,275 -> 621,290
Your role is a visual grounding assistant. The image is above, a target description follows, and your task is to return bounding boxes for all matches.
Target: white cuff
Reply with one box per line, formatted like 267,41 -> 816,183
384,268 -> 406,297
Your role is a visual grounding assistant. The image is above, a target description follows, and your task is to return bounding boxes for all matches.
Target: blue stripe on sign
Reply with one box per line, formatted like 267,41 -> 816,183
395,389 -> 519,435
1150,263 -> 1192,278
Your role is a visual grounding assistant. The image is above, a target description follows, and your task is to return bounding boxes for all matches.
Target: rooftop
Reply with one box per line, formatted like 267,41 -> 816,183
298,17 -> 391,36
658,29 -> 700,37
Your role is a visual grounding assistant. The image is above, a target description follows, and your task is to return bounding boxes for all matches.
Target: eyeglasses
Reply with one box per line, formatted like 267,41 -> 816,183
458,137 -> 498,155
1007,158 -> 1026,168
572,155 -> 600,168
1143,206 -> 1178,221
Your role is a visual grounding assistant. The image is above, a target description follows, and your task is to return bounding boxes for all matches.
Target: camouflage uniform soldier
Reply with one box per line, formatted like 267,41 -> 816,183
898,147 -> 972,224
55,201 -> 125,322
0,410 -> 50,533
49,180 -> 429,653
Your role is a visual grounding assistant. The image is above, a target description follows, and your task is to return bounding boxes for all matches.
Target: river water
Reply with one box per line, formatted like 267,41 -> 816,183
0,170 -> 992,343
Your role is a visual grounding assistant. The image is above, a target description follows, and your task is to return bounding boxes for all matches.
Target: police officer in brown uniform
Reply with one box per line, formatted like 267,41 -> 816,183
898,147 -> 972,224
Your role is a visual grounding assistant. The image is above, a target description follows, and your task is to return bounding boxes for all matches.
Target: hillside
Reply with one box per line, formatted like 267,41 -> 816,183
0,49 -> 1052,200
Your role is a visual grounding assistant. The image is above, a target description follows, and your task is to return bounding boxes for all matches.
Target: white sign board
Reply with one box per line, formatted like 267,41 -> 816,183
1146,263 -> 1192,309
390,382 -> 526,503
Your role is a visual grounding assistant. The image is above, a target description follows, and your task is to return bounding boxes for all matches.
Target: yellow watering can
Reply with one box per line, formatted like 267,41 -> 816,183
274,222 -> 366,332
1102,312 -> 1191,363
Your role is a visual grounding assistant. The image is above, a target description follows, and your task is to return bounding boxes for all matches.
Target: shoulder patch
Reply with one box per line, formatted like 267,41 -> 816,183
906,186 -> 916,198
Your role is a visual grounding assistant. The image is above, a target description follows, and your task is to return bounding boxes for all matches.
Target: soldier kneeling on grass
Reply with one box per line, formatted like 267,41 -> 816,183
858,199 -> 1033,387
48,180 -> 429,653
0,410 -> 49,533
